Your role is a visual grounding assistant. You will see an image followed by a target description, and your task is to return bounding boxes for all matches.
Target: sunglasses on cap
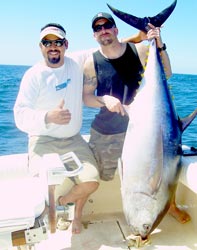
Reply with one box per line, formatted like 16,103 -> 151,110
41,38 -> 66,48
93,22 -> 115,32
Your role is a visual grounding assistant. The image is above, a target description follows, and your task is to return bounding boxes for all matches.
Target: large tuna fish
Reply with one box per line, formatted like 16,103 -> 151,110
108,0 -> 197,246
119,38 -> 196,246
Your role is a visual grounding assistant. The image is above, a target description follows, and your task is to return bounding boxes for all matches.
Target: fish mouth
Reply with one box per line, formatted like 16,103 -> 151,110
128,221 -> 153,240
126,234 -> 151,248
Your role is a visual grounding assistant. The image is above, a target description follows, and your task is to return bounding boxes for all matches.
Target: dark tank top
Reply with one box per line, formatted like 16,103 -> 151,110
92,43 -> 143,135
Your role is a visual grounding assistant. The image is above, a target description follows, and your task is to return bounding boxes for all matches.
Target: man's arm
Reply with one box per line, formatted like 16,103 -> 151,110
146,24 -> 172,79
122,30 -> 146,44
122,24 -> 172,79
83,55 -> 105,108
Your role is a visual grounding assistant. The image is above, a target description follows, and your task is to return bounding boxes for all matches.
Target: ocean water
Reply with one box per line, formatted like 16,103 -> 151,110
0,64 -> 196,155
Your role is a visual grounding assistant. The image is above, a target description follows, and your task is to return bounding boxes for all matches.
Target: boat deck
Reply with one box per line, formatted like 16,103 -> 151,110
5,153 -> 197,250
32,211 -> 196,250
27,160 -> 197,250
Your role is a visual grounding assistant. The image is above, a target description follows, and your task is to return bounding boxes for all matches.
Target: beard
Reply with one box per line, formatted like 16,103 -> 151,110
98,35 -> 113,46
47,50 -> 61,64
48,55 -> 61,64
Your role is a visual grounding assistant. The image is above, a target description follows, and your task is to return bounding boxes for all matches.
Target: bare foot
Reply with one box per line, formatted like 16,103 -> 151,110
72,218 -> 82,234
168,204 -> 191,224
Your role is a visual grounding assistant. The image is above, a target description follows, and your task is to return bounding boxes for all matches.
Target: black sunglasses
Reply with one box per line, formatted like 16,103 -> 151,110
41,39 -> 65,48
93,22 -> 115,32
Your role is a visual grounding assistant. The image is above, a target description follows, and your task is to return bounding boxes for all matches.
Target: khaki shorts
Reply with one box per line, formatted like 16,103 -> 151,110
28,133 -> 99,183
89,128 -> 126,181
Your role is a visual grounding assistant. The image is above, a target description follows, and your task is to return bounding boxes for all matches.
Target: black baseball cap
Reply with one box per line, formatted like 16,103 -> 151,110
91,12 -> 116,29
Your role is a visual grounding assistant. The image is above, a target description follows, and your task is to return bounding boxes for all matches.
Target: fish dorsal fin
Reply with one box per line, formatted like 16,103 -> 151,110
118,157 -> 123,184
180,108 -> 197,132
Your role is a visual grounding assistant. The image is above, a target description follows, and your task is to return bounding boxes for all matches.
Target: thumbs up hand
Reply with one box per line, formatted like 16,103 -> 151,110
45,99 -> 71,125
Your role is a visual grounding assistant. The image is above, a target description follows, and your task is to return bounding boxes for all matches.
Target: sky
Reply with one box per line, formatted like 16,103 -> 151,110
0,0 -> 197,74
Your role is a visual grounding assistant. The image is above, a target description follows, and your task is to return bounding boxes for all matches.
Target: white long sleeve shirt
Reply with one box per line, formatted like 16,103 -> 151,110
14,50 -> 93,138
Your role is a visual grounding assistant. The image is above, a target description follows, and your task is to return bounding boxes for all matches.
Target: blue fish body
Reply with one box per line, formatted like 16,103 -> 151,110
108,0 -> 197,240
120,39 -> 196,239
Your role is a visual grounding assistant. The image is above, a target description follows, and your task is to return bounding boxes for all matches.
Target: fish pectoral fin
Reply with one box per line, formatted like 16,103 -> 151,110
149,174 -> 162,195
148,129 -> 163,194
118,157 -> 123,183
123,103 -> 131,117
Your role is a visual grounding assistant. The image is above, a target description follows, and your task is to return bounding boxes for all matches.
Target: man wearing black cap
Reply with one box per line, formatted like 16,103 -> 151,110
91,12 -> 116,30
84,12 -> 171,181
14,23 -> 100,234
83,12 -> 190,224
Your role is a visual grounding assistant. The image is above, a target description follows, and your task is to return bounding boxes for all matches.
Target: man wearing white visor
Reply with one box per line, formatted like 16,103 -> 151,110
14,23 -> 100,234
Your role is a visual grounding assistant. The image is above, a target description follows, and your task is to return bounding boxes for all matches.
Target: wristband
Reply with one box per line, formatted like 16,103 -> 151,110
158,43 -> 166,52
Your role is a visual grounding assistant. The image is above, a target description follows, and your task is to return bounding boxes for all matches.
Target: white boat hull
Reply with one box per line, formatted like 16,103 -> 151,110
0,149 -> 197,250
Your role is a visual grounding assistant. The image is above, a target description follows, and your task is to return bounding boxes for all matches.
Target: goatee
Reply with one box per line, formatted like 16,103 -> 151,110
48,56 -> 61,64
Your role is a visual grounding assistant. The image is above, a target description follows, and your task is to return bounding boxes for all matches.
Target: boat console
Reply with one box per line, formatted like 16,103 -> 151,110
0,152 -> 82,250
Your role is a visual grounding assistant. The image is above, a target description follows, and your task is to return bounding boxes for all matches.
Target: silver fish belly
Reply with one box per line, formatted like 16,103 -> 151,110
120,39 -> 181,238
